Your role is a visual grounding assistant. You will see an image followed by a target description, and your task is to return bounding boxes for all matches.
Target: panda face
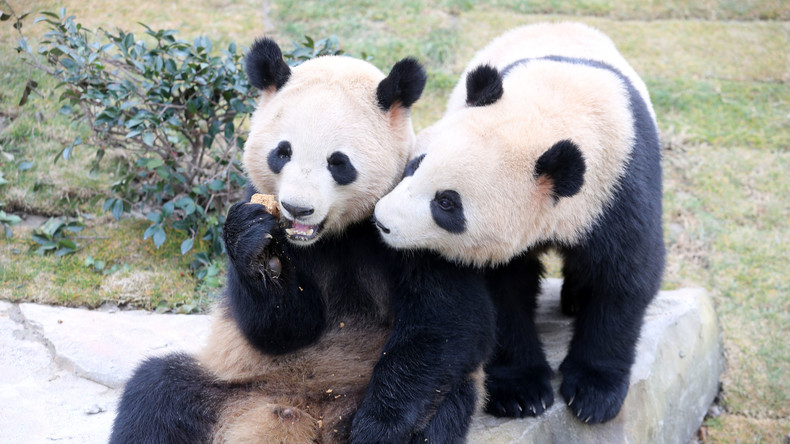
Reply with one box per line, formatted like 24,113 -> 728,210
375,61 -> 635,266
374,120 -> 521,265
243,55 -> 422,246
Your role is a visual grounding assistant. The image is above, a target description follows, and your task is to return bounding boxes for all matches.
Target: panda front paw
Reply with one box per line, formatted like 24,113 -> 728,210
349,407 -> 411,444
223,201 -> 285,280
485,363 -> 554,418
559,357 -> 629,424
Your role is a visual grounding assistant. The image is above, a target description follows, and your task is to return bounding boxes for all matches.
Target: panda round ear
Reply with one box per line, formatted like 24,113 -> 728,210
245,38 -> 291,91
466,64 -> 503,107
377,58 -> 427,111
534,140 -> 586,203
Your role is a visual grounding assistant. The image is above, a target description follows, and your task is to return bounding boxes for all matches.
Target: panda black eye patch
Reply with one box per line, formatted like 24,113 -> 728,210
267,141 -> 292,174
327,151 -> 357,185
431,190 -> 465,234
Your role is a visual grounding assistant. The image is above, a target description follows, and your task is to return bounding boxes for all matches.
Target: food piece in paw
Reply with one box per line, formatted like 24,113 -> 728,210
250,193 -> 280,218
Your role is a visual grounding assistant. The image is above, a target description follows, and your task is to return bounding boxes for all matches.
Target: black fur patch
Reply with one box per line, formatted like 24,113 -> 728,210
245,38 -> 291,91
431,190 -> 466,233
466,64 -> 504,107
376,58 -> 427,111
267,140 -> 292,174
402,154 -> 426,178
534,140 -> 586,201
110,353 -> 225,443
327,151 -> 357,185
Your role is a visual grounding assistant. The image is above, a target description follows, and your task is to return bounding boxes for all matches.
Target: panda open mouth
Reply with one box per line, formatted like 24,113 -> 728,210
284,220 -> 325,242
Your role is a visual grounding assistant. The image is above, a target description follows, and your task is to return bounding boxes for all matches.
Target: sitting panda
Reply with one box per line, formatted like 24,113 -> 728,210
373,22 -> 665,425
111,38 -> 495,443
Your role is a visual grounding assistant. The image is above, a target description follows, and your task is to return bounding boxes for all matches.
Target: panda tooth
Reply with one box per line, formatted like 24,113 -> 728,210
307,228 -> 314,236
285,228 -> 296,236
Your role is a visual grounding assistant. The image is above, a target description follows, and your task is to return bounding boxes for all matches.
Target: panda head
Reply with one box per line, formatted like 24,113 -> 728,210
375,61 -> 635,266
242,38 -> 427,246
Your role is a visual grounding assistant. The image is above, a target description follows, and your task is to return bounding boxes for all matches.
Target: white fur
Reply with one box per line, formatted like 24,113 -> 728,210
243,55 -> 416,245
375,22 -> 652,266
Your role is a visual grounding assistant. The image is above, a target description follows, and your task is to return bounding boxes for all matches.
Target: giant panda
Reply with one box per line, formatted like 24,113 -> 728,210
373,22 -> 665,424
111,38 -> 495,443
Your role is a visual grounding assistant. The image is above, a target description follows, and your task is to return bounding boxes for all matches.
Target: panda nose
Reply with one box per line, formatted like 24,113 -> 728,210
281,201 -> 314,219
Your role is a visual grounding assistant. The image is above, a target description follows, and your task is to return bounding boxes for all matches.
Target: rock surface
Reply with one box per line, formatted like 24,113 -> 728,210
467,279 -> 724,444
0,280 -> 722,443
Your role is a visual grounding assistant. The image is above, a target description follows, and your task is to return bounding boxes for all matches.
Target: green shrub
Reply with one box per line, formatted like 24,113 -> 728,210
7,6 -> 343,277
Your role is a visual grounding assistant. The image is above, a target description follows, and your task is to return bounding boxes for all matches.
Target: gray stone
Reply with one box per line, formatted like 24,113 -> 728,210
0,301 -> 117,443
467,279 -> 724,444
18,303 -> 210,388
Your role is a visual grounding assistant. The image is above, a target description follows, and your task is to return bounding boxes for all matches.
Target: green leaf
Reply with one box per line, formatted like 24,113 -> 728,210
112,199 -> 124,220
145,157 -> 163,169
180,238 -> 193,255
17,161 -> 34,171
55,247 -> 76,257
58,238 -> 77,249
153,225 -> 166,248
142,131 -> 155,146
1,12 -> 12,21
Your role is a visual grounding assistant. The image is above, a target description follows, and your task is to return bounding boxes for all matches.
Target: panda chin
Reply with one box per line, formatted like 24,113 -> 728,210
284,219 -> 325,244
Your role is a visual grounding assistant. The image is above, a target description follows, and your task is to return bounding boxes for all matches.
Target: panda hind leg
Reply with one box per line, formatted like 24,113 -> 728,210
557,245 -> 658,424
483,254 -> 554,418
110,353 -> 224,444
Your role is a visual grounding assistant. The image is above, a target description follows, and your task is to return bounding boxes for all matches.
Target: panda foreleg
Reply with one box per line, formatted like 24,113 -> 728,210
350,256 -> 495,443
557,241 -> 660,424
223,201 -> 327,355
408,374 -> 481,444
483,253 -> 553,418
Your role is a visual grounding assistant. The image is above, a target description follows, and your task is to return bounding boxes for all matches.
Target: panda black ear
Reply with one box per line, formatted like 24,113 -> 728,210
534,140 -> 586,202
377,58 -> 427,111
466,64 -> 503,107
245,38 -> 291,91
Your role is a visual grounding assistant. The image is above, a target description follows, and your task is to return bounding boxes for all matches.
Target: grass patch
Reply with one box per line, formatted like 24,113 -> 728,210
490,0 -> 790,20
0,216 -> 221,311
663,141 -> 790,418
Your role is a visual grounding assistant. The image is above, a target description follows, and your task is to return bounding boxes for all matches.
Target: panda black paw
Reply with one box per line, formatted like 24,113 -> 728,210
349,407 -> 411,444
485,363 -> 554,418
223,201 -> 284,279
559,357 -> 629,424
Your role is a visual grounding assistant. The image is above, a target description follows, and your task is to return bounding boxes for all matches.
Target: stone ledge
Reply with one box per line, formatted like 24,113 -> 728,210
0,280 -> 722,443
468,279 -> 724,444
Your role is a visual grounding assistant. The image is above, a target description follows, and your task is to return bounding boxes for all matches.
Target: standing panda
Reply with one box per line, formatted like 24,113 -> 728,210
374,22 -> 665,424
111,38 -> 495,443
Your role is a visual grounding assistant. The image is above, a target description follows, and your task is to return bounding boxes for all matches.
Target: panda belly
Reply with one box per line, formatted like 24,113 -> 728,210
202,309 -> 390,444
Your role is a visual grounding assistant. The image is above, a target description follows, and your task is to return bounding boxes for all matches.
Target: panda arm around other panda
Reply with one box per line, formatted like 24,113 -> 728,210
350,252 -> 495,443
222,199 -> 327,355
